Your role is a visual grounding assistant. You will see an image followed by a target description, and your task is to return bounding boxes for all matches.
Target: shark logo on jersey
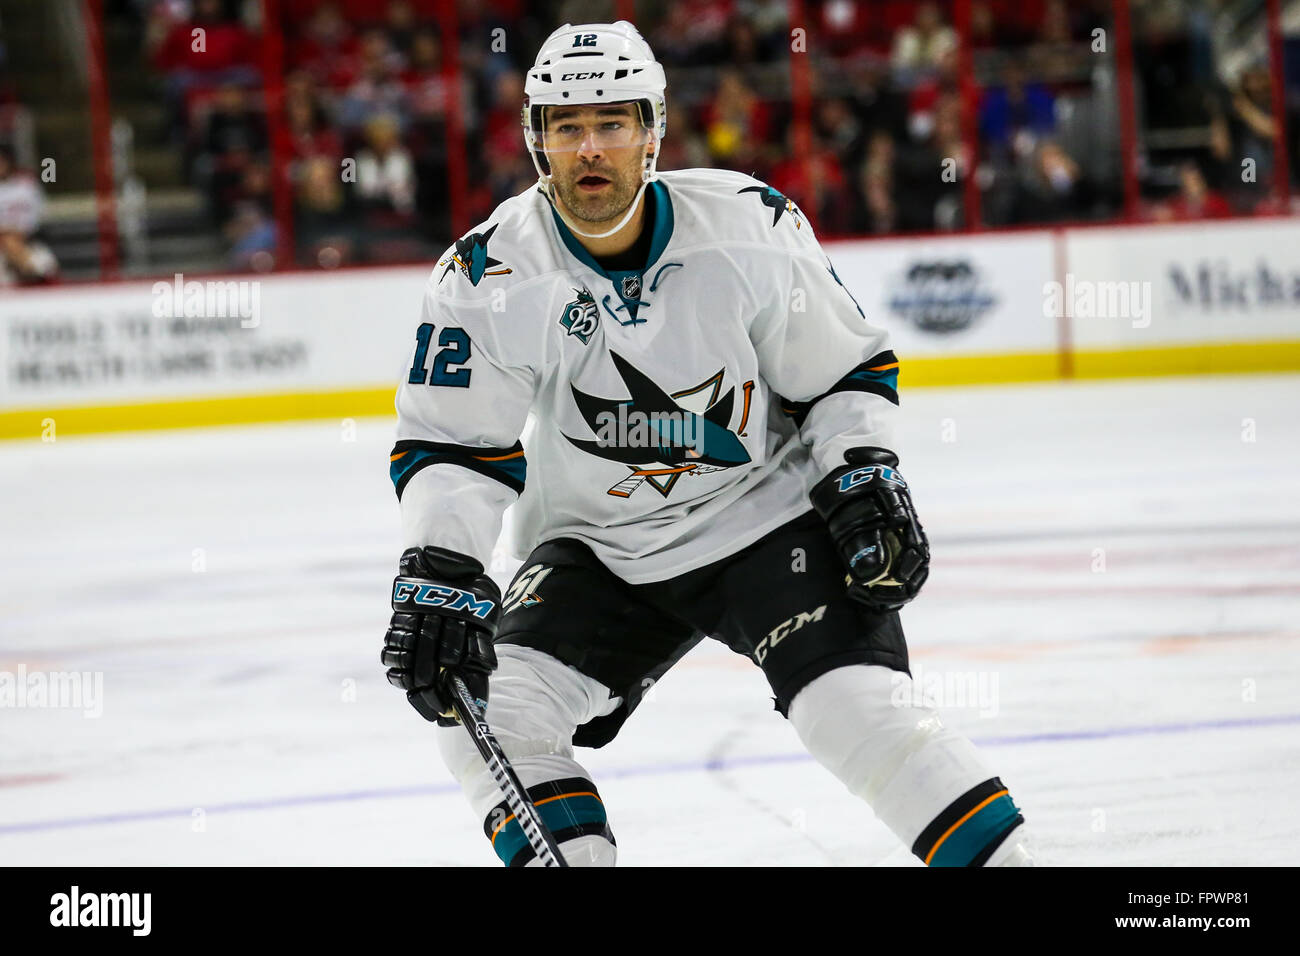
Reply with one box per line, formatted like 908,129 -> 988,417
738,185 -> 804,229
562,351 -> 755,499
559,287 -> 600,344
438,223 -> 513,286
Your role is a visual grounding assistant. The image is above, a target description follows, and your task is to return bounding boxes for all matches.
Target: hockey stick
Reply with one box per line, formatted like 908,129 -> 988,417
446,673 -> 568,868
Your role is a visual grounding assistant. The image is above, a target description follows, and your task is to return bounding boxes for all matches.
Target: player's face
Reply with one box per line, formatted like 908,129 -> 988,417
542,103 -> 653,225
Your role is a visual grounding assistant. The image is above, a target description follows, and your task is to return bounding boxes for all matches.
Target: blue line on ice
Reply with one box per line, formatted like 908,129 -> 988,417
3,711 -> 1298,836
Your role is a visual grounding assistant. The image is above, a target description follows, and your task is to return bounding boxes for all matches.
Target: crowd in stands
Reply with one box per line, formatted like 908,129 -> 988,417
0,144 -> 59,286
0,10 -> 58,287
89,0 -> 1300,271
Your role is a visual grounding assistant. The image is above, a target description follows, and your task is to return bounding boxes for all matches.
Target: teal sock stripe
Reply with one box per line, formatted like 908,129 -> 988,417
490,793 -> 607,865
928,793 -> 1022,867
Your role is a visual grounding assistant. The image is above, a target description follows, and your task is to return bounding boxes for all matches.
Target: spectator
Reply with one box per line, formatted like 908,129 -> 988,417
0,145 -> 58,285
405,29 -> 450,124
896,93 -> 965,230
858,130 -> 899,233
151,0 -> 257,76
969,1 -> 999,51
224,162 -> 277,271
336,29 -> 409,132
907,42 -> 959,144
356,113 -> 416,216
655,129 -> 712,174
384,0 -> 422,60
817,0 -> 877,59
1228,65 -> 1278,196
296,155 -> 354,267
285,93 -> 343,172
484,146 -> 534,208
1014,139 -> 1093,222
652,4 -> 704,68
1040,0 -> 1074,45
1031,0 -> 1093,87
151,0 -> 259,130
840,59 -> 909,145
1203,109 -> 1238,197
453,0 -> 517,90
737,0 -> 788,60
202,83 -> 266,157
891,2 -> 957,77
699,69 -> 771,173
768,130 -> 853,235
1153,161 -> 1232,221
651,0 -> 732,67
290,1 -> 358,88
678,0 -> 734,64
196,84 -> 267,220
979,60 -> 1056,161
887,89 -> 963,231
815,96 -> 867,171
722,15 -> 762,69
481,71 -> 525,164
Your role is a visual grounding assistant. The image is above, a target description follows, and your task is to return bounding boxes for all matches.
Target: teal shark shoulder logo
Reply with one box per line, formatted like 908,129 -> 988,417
559,287 -> 599,344
562,351 -> 756,499
738,185 -> 804,230
438,223 -> 513,286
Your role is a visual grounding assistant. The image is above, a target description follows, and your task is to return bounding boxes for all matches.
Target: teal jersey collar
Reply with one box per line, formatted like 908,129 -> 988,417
548,180 -> 675,281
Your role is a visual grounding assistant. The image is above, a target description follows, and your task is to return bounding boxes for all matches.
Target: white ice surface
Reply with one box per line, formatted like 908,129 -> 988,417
2,374 -> 1298,866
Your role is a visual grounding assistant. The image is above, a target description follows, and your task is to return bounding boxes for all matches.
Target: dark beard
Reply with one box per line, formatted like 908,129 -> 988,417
553,170 -> 639,224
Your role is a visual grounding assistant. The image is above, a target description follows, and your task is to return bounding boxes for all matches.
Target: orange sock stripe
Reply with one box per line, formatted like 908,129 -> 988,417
489,791 -> 603,845
923,789 -> 1009,865
474,449 -> 525,461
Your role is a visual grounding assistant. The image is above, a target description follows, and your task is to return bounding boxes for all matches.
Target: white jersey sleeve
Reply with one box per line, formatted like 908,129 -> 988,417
747,194 -> 899,480
391,272 -> 536,568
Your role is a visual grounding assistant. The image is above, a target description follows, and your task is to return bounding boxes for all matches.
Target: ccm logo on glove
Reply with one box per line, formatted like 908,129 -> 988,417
836,464 -> 906,493
392,581 -> 497,619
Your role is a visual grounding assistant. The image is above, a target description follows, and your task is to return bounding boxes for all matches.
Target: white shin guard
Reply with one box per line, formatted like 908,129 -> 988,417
437,645 -> 621,867
788,663 -> 1030,866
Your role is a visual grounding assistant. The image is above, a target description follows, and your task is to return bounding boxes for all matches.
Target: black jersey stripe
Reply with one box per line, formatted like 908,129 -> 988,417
782,351 -> 900,427
390,439 -> 526,497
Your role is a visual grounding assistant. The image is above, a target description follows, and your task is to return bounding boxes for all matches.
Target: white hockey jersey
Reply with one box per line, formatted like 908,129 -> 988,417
391,167 -> 900,584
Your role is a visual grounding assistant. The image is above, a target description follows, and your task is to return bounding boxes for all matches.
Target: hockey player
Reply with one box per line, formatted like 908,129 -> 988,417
382,21 -> 1033,866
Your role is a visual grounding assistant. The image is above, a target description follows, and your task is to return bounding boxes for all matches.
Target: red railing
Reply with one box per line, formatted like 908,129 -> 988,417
1113,0 -> 1142,222
1267,0 -> 1291,207
261,0 -> 296,269
82,0 -> 119,278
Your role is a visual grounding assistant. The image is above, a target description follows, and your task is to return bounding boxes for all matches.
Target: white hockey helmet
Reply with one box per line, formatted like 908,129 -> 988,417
522,21 -> 667,190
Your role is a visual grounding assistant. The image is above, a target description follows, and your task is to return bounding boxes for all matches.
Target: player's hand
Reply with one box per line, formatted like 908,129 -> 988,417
809,447 -> 930,612
382,546 -> 501,724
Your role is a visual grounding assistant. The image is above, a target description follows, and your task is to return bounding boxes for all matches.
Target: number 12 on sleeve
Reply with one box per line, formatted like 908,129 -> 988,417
409,322 -> 472,387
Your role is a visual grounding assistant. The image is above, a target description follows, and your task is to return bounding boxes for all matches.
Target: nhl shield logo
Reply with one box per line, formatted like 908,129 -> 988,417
621,274 -> 642,300
559,287 -> 600,345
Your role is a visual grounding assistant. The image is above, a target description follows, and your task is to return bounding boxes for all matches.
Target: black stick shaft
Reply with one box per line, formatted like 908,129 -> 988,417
447,674 -> 568,868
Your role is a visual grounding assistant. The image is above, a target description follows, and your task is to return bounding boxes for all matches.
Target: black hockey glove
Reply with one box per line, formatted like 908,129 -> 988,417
809,447 -> 930,612
381,546 -> 501,725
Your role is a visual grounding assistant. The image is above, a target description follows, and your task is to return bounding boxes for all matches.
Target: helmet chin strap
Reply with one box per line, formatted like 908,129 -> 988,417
547,176 -> 651,240
542,138 -> 659,241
